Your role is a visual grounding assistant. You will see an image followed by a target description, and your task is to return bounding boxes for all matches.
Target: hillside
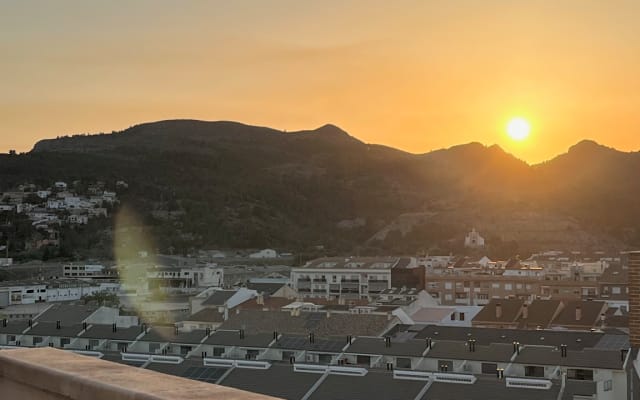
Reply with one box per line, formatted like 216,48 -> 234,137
1,120 -> 638,258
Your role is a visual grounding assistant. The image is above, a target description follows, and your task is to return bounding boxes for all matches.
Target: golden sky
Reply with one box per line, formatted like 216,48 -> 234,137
2,1 -> 639,163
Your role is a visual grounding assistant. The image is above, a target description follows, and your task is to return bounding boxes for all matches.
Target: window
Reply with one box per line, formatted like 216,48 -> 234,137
567,369 -> 593,381
603,379 -> 613,391
33,336 -> 43,345
445,294 -> 453,301
213,347 -> 225,357
525,366 -> 545,377
396,357 -> 411,369
244,349 -> 260,360
356,355 -> 371,365
492,283 -> 500,289
516,284 -> 523,289
444,282 -> 453,290
504,284 -> 512,291
89,339 -> 99,349
612,287 -> 621,295
459,312 -> 465,321
481,363 -> 497,375
60,338 -> 71,347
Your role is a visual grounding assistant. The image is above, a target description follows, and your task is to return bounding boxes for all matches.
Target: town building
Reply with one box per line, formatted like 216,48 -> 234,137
464,228 -> 485,248
291,257 -> 421,300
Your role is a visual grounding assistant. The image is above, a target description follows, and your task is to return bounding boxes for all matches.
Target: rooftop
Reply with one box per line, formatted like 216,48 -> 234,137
220,309 -> 392,337
202,290 -> 238,306
300,256 -> 409,270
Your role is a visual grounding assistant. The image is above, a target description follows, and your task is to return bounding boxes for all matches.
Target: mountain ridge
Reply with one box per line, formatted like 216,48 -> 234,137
28,119 -> 634,164
3,119 -> 639,257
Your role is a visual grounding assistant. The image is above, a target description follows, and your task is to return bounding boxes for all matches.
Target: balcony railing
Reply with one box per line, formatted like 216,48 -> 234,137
0,347 -> 276,400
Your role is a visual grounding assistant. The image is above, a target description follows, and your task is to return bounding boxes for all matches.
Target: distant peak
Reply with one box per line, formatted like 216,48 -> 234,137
568,139 -> 614,154
314,124 -> 349,135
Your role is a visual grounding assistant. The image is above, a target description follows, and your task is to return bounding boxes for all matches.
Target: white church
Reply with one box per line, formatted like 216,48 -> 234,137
464,228 -> 485,248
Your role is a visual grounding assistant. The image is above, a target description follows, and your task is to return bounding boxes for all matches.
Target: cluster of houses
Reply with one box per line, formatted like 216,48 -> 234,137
0,180 -> 122,250
0,249 -> 638,398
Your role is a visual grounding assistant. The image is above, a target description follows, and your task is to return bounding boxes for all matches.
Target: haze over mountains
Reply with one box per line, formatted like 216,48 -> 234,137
2,120 -> 639,256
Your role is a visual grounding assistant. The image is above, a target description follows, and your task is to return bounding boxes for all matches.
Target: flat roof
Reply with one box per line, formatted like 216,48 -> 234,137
345,337 -> 428,357
309,370 -> 427,400
204,330 -> 275,348
220,363 -> 320,400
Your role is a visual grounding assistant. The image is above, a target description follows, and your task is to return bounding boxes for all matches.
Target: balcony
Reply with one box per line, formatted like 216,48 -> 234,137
0,347 -> 276,400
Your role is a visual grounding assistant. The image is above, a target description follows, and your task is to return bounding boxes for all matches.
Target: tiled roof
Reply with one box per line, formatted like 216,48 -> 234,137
345,337 -> 428,357
140,326 -> 207,344
423,375 -> 560,400
220,363 -> 319,400
183,309 -> 225,323
516,300 -> 562,329
35,304 -> 98,325
415,325 -> 613,351
24,322 -> 85,337
425,341 -> 515,363
309,370 -> 426,400
245,282 -> 287,295
599,265 -> 628,284
550,301 -> 606,328
472,299 -> 523,324
203,330 -> 274,348
220,310 -> 391,337
514,345 -> 624,370
0,320 -> 31,335
201,290 -> 236,306
80,324 -> 144,341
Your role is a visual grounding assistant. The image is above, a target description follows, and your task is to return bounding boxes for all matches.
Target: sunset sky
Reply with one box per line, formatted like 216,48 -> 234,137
2,1 -> 639,163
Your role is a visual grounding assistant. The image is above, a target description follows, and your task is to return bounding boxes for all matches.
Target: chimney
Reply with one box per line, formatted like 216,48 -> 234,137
495,303 -> 502,319
239,329 -> 245,339
575,305 -> 582,321
56,320 -> 61,330
522,304 -> 528,319
559,344 -> 568,358
2,319 -> 7,327
112,323 -> 117,333
326,310 -> 331,319
309,332 -> 315,344
347,335 -> 352,345
257,294 -> 264,305
82,322 -> 87,330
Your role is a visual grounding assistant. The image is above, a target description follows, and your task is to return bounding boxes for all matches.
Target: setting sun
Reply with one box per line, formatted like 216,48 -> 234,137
506,117 -> 531,141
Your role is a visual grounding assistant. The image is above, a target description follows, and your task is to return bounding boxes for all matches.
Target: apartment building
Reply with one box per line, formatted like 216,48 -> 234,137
291,257 -> 421,300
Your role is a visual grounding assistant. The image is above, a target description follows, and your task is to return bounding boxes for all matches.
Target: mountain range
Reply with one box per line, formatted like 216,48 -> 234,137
1,120 -> 639,257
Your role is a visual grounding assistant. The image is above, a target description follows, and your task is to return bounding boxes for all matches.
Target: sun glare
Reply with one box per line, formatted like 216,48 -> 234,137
506,117 -> 531,141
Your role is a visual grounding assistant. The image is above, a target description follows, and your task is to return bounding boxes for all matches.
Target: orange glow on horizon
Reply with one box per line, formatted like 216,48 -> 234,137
1,1 -> 639,164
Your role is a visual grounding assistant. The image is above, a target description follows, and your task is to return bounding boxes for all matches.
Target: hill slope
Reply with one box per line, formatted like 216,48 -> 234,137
1,120 -> 638,257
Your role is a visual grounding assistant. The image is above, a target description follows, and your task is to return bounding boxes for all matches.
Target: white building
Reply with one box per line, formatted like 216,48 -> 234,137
0,258 -> 13,267
146,264 -> 224,292
0,280 -> 119,306
464,228 -> 485,248
291,257 -> 417,300
249,249 -> 278,259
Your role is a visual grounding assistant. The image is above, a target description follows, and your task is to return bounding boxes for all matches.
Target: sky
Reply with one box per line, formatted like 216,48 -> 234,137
1,1 -> 639,163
